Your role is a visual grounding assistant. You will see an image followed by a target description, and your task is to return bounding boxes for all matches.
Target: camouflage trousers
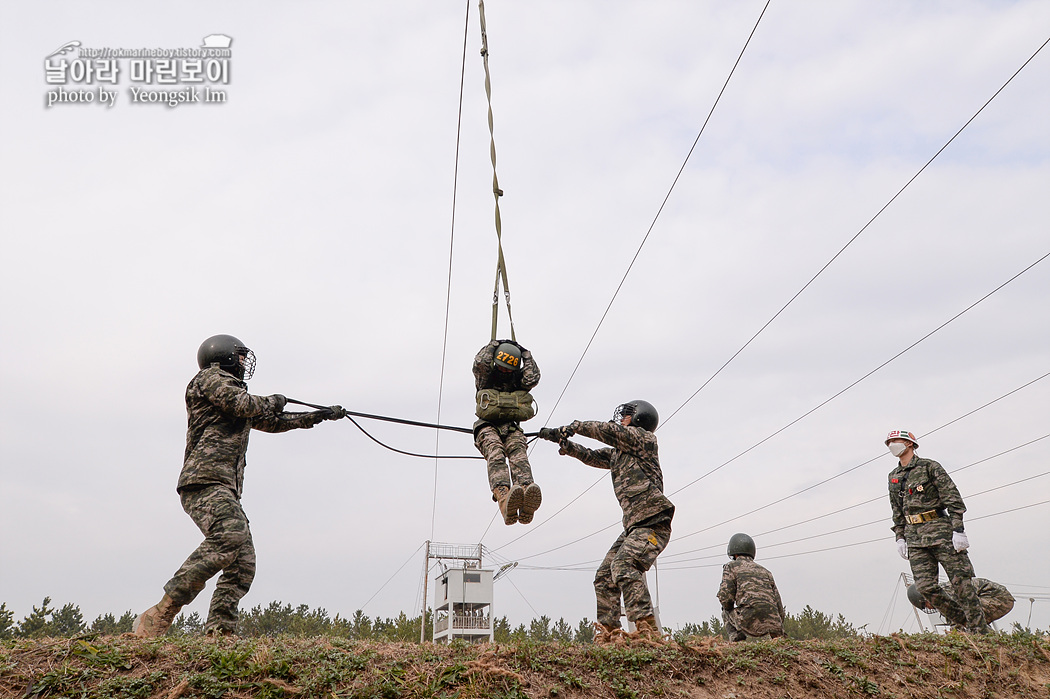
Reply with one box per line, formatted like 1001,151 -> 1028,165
164,485 -> 256,634
722,607 -> 785,641
474,422 -> 534,492
594,520 -> 671,628
909,541 -> 985,629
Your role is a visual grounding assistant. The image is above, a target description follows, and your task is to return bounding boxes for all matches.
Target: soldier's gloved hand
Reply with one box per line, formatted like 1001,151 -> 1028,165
896,538 -> 909,560
952,531 -> 969,552
270,394 -> 287,413
538,427 -> 562,442
325,405 -> 347,421
562,421 -> 581,438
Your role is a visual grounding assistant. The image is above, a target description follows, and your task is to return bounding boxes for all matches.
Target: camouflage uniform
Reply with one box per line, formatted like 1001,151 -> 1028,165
164,366 -> 326,634
558,420 -> 674,628
472,340 -> 540,492
717,556 -> 786,640
888,455 -> 986,631
936,578 -> 1015,626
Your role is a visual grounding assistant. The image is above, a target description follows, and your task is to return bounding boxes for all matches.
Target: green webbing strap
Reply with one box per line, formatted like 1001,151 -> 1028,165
479,0 -> 516,343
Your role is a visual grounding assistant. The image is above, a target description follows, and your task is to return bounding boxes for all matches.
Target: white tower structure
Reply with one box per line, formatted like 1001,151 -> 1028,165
424,542 -> 495,644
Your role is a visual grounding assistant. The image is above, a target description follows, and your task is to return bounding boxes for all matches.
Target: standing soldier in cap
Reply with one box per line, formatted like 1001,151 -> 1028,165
886,429 -> 990,634
717,533 -> 786,641
540,400 -> 673,641
473,339 -> 542,525
134,334 -> 346,638
907,578 -> 1014,630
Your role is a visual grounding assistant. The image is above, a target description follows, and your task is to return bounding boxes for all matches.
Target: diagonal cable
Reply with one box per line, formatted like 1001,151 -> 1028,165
660,32 -> 1050,429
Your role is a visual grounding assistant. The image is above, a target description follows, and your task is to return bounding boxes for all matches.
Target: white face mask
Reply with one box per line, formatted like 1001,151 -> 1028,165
888,442 -> 909,457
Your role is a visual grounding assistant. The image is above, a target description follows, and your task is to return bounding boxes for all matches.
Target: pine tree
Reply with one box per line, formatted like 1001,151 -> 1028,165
49,603 -> 86,637
0,603 -> 14,640
18,597 -> 55,638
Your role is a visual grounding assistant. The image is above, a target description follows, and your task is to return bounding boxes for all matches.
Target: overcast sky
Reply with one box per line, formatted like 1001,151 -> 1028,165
1,1 -> 1048,637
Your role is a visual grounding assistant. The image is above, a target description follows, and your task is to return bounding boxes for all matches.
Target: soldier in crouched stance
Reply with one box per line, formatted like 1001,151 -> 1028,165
134,335 -> 344,638
541,400 -> 673,641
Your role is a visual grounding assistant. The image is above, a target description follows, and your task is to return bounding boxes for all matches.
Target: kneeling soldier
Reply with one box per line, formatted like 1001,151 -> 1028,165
717,533 -> 786,642
908,578 -> 1015,629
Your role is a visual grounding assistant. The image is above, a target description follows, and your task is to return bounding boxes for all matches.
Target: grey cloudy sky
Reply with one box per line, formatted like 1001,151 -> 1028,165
1,1 -> 1048,636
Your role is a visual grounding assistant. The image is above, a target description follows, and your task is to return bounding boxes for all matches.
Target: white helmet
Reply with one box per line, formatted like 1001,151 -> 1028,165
885,429 -> 918,448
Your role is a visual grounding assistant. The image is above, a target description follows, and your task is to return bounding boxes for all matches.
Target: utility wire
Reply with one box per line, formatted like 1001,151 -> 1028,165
664,468 -> 1050,565
490,34 -> 1050,557
662,399 -> 1050,552
488,3 -> 772,553
517,436 -> 1050,571
539,1 -> 771,431
666,251 -> 1050,496
488,472 -> 609,554
660,33 -> 1050,429
656,499 -> 1050,571
494,269 -> 1049,561
359,542 -> 425,612
430,0 -> 474,539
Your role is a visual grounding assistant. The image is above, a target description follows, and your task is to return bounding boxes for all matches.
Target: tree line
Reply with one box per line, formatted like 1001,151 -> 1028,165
0,597 -> 882,642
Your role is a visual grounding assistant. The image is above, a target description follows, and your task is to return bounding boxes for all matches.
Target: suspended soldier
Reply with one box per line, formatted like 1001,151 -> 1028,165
907,578 -> 1015,629
134,334 -> 345,638
886,429 -> 990,634
473,339 -> 542,525
717,533 -> 786,642
540,400 -> 673,641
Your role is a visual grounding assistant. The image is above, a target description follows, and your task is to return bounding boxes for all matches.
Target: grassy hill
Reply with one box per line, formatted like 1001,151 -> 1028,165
3,631 -> 1049,698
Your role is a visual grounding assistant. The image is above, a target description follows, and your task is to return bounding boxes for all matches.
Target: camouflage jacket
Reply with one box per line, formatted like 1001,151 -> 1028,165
472,340 -> 540,393
939,578 -> 1015,624
888,455 -> 966,547
179,366 -> 325,498
717,556 -> 786,633
559,421 -> 674,530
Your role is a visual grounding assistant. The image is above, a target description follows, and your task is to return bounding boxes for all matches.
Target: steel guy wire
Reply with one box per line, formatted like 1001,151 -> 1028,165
535,0 -> 772,438
484,31 -> 1050,558
490,270 -> 1050,563
516,441 -> 1050,571
507,419 -> 1050,570
431,0 -> 474,541
661,413 -> 1050,554
662,467 -> 1050,566
665,251 -> 1050,497
659,33 -> 1050,430
485,3 -> 772,554
656,499 -> 1050,571
359,542 -> 424,614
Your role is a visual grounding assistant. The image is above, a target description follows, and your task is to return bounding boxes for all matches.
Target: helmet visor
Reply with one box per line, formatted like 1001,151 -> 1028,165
612,402 -> 636,423
238,348 -> 256,380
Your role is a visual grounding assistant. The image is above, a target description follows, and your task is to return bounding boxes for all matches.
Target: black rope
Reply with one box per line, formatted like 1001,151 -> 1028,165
285,398 -> 540,459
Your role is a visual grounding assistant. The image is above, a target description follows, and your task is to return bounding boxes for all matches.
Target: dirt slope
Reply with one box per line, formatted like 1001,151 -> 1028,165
2,632 -> 1049,698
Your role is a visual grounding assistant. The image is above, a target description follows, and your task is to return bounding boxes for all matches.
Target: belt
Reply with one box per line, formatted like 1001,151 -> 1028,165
906,509 -> 940,525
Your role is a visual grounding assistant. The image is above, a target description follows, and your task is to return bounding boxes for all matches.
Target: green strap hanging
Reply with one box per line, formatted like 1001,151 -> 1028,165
479,0 -> 516,343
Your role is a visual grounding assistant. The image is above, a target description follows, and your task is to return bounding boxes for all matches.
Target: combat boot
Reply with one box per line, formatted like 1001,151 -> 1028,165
632,615 -> 664,642
517,483 -> 543,524
493,485 -> 523,525
133,593 -> 183,638
593,622 -> 621,645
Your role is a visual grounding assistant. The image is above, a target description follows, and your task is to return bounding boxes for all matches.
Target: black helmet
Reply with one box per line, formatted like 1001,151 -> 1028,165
197,334 -> 256,380
727,533 -> 756,559
494,342 -> 523,372
613,399 -> 659,432
906,584 -> 934,613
